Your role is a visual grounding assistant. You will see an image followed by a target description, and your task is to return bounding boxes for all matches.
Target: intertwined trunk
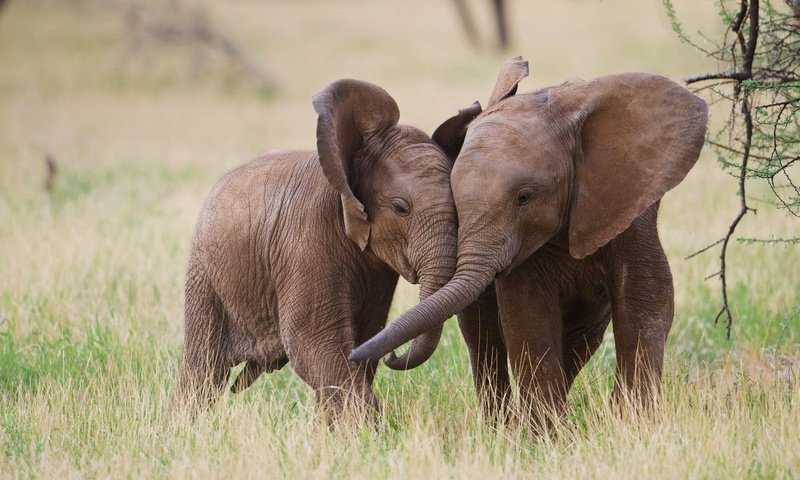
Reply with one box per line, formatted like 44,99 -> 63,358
352,250 -> 499,366
383,211 -> 457,370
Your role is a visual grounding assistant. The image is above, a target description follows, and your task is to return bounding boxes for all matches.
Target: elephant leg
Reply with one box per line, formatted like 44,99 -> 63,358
344,278 -> 398,415
607,208 -> 674,408
457,283 -> 511,420
496,271 -> 565,433
310,348 -> 380,422
230,358 -> 289,394
561,301 -> 612,390
281,307 -> 380,422
175,266 -> 232,409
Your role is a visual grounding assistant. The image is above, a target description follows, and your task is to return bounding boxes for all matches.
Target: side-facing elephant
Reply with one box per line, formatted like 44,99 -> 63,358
175,79 -> 457,418
350,57 -> 708,427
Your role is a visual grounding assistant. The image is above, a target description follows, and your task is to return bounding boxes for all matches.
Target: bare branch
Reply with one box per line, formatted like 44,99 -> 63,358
716,92 -> 755,338
706,139 -> 773,162
684,71 -> 749,84
742,0 -> 759,77
704,271 -> 722,281
685,237 -> 725,259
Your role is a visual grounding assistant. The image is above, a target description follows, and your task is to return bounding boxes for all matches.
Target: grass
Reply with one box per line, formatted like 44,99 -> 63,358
1,0 -> 798,478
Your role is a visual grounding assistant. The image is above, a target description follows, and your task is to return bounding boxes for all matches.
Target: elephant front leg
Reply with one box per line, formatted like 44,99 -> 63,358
281,310 -> 380,423
457,283 -> 511,421
496,273 -> 566,434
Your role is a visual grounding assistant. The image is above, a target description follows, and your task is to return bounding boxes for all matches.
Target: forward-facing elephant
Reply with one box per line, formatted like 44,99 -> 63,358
175,79 -> 457,418
351,57 -> 708,427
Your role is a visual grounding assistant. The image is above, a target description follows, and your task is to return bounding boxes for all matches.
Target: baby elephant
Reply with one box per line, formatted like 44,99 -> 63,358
175,79 -> 457,418
351,58 -> 708,429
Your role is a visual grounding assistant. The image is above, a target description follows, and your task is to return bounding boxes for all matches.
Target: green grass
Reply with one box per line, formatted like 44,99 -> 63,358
1,0 -> 798,478
2,323 -> 797,477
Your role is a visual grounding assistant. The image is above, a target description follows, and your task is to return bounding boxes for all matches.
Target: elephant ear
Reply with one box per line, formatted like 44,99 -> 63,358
432,101 -> 482,161
312,79 -> 400,250
487,56 -> 529,107
557,72 -> 708,259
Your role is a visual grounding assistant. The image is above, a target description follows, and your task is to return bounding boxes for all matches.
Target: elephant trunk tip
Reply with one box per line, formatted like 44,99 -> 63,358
382,351 -> 405,369
381,347 -> 424,370
348,346 -> 374,364
349,337 -> 407,366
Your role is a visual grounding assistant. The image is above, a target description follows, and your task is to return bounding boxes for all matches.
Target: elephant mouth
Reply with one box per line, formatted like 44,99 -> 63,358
397,256 -> 418,284
496,267 -> 512,278
497,257 -> 523,278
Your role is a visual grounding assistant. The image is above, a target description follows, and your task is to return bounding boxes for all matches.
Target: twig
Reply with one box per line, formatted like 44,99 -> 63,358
736,236 -> 800,244
684,71 -> 749,84
706,139 -> 773,162
705,271 -> 722,281
685,237 -> 724,259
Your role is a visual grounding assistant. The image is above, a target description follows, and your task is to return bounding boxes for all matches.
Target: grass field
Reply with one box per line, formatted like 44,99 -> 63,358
1,0 -> 798,478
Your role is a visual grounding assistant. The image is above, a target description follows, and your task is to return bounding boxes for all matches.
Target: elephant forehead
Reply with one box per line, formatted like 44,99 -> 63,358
451,157 -> 521,204
460,116 -> 569,169
465,113 -> 559,150
381,143 -> 452,179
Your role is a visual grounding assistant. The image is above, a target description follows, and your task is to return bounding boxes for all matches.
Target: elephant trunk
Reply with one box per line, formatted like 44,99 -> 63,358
381,268 -> 451,370
383,220 -> 457,370
350,250 -> 498,366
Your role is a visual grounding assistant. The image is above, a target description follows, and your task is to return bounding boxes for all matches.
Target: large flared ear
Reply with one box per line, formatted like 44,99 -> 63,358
556,72 -> 708,259
432,101 -> 482,161
487,56 -> 529,107
312,79 -> 400,250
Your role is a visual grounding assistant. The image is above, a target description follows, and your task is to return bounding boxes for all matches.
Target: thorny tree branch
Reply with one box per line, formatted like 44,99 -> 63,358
672,0 -> 800,338
716,93 -> 756,337
768,102 -> 800,218
678,0 -> 759,338
685,71 -> 749,83
697,0 -> 758,337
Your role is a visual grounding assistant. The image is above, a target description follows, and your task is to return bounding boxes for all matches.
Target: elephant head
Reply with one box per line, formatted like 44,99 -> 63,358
313,79 -> 458,369
349,57 -> 707,365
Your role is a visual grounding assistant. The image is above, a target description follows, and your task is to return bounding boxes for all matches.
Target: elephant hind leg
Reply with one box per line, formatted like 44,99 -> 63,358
175,357 -> 228,411
561,302 -> 612,390
230,357 -> 289,394
174,267 -> 232,410
608,205 -> 675,408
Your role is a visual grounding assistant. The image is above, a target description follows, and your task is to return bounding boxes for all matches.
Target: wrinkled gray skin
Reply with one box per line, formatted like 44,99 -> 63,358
175,79 -> 457,418
350,58 -> 708,429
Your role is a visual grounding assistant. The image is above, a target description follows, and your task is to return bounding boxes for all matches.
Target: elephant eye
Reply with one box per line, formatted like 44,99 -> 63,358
391,198 -> 411,217
514,188 -> 534,207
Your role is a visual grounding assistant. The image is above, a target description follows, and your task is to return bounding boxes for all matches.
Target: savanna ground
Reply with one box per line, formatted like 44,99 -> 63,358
1,0 -> 798,477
